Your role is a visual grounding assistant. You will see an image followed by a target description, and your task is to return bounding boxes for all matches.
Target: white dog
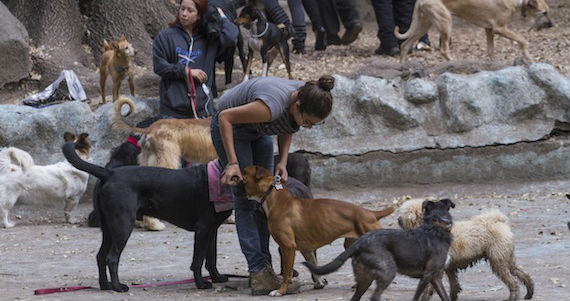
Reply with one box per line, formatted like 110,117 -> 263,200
398,198 -> 534,301
0,132 -> 92,228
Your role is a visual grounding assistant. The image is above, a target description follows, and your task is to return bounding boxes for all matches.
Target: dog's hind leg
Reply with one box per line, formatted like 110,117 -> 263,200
106,211 -> 135,292
490,259 -> 520,301
1,205 -> 15,228
301,250 -> 327,289
511,265 -> 534,300
446,269 -> 461,301
429,272 -> 451,301
350,263 -> 375,301
277,41 -> 293,79
63,197 -> 80,224
97,224 -> 113,290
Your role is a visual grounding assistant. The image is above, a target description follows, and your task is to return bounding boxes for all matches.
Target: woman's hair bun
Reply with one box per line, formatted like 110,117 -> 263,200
317,75 -> 335,92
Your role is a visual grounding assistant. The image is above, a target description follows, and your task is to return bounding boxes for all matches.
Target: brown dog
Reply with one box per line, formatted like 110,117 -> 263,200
99,35 -> 136,103
395,0 -> 553,61
236,165 -> 395,296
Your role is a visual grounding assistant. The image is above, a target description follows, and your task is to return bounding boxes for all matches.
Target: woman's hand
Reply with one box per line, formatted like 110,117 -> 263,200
222,163 -> 242,186
274,162 -> 288,182
186,67 -> 208,83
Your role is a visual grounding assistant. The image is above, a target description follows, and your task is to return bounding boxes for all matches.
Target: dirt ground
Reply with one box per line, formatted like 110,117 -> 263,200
2,179 -> 569,301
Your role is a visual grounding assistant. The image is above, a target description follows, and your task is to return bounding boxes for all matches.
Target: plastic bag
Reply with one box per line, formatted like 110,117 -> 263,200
22,70 -> 87,107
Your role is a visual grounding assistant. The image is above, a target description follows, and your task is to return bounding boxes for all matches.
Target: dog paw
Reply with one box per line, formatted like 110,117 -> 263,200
113,283 -> 129,292
269,289 -> 283,297
211,274 -> 229,283
99,281 -> 113,290
313,278 -> 327,289
3,222 -> 15,228
195,279 -> 213,289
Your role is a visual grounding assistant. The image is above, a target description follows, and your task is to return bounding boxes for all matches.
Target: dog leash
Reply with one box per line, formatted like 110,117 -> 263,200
187,65 -> 199,119
34,274 -> 249,295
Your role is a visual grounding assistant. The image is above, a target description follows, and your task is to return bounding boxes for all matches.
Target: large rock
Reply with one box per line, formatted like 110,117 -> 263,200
1,63 -> 570,192
0,2 -> 30,87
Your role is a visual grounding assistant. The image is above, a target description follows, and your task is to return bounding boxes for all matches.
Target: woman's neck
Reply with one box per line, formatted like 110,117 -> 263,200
183,25 -> 194,36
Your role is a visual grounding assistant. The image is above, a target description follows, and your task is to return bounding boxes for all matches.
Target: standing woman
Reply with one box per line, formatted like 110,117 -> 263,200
153,0 -> 238,119
210,75 -> 334,295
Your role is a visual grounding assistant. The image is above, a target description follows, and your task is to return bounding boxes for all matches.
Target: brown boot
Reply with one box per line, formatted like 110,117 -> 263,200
250,265 -> 281,295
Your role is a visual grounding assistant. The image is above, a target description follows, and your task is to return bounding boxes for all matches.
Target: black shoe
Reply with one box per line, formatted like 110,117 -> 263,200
327,35 -> 342,46
292,47 -> 306,54
374,46 -> 400,57
315,27 -> 326,51
340,22 -> 362,45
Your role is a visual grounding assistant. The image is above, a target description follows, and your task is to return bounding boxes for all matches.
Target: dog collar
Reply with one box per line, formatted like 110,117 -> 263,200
249,21 -> 269,38
127,136 -> 141,149
259,175 -> 282,205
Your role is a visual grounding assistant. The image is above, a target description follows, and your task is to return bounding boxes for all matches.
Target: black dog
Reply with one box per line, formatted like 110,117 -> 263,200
304,199 -> 456,301
63,141 -> 233,292
203,0 -> 247,85
236,1 -> 292,80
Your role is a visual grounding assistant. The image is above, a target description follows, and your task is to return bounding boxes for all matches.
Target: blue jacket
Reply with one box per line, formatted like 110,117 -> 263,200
152,19 -> 238,118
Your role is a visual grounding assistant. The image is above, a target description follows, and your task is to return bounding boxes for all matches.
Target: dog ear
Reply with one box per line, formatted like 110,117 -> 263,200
439,198 -> 456,210
254,165 -> 267,180
422,200 -> 434,214
78,133 -> 90,143
119,35 -> 127,42
63,132 -> 76,142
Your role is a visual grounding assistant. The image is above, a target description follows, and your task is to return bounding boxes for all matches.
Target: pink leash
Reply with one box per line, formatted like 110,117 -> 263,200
34,274 -> 248,295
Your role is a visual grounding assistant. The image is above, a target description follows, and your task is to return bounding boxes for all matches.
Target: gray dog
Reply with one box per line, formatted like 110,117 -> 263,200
303,199 -> 456,301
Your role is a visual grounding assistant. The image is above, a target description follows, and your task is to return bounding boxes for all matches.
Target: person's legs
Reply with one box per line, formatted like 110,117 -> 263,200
318,0 -> 342,45
336,0 -> 362,45
210,113 -> 270,273
288,0 -> 307,54
301,0 -> 327,50
263,0 -> 295,38
371,0 -> 399,56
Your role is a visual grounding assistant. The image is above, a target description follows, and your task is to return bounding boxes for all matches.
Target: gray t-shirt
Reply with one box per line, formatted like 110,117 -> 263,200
215,77 -> 304,135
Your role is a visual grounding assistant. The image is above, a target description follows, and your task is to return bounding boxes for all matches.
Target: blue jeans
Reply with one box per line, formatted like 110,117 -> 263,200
210,112 -> 275,273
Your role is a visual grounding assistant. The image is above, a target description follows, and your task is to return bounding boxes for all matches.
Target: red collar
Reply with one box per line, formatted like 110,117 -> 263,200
127,136 -> 141,149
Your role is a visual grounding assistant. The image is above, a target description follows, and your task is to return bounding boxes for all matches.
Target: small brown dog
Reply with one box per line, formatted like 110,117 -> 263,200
395,0 -> 553,61
236,165 -> 395,296
99,35 -> 136,103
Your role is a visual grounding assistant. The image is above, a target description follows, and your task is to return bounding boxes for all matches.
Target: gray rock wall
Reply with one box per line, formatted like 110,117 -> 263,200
1,63 -> 570,192
0,2 -> 31,88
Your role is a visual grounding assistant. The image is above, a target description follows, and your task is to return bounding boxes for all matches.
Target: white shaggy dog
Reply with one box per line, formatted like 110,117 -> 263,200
398,198 -> 534,301
0,132 -> 91,228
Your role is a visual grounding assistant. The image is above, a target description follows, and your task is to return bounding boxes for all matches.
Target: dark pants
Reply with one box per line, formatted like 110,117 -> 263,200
302,0 -> 359,37
371,0 -> 428,49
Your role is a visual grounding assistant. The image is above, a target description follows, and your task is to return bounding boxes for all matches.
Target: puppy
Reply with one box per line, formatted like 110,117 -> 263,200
99,35 -> 136,103
204,0 -> 247,84
236,1 -> 292,81
304,199 -> 456,301
236,165 -> 395,296
395,0 -> 553,61
398,198 -> 533,301
0,132 -> 91,228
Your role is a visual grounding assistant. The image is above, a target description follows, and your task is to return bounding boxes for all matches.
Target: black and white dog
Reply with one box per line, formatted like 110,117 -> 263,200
304,199 -> 456,301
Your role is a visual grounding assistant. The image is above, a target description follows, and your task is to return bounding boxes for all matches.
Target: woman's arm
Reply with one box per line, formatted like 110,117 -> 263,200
217,8 -> 239,49
152,34 -> 187,80
219,100 -> 272,184
275,134 -> 292,181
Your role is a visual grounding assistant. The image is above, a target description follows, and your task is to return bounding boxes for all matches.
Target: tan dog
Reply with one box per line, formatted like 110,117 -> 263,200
113,97 -> 217,168
236,165 -> 395,296
398,198 -> 534,301
99,35 -> 136,103
395,0 -> 553,61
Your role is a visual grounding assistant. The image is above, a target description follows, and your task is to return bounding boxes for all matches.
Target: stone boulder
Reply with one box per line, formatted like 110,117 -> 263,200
0,2 -> 31,88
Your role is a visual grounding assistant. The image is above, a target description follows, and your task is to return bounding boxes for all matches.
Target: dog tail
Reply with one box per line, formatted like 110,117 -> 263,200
103,39 -> 111,52
0,147 -> 35,173
394,0 -> 421,40
373,206 -> 395,220
112,97 -> 151,135
302,238 -> 364,275
62,142 -> 111,181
